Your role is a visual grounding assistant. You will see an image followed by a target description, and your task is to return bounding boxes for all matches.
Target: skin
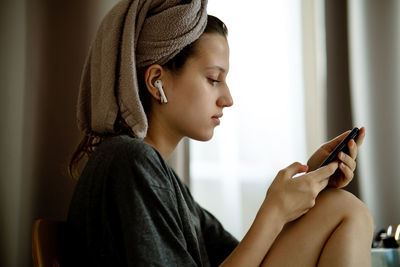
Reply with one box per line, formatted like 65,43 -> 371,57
142,33 -> 374,267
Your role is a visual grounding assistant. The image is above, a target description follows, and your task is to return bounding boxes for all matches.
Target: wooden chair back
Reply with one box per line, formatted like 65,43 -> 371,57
32,219 -> 62,267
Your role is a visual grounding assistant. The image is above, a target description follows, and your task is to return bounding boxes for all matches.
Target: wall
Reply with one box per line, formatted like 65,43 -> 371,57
0,1 -> 118,265
0,0 -> 26,266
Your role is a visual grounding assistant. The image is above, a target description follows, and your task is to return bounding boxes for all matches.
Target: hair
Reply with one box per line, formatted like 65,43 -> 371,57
68,15 -> 228,179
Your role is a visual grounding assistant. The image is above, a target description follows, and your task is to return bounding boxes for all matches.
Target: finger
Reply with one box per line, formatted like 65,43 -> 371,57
322,130 -> 351,151
355,126 -> 366,147
317,175 -> 330,191
280,162 -> 309,179
308,162 -> 339,182
338,151 -> 356,171
347,139 -> 358,159
339,162 -> 354,183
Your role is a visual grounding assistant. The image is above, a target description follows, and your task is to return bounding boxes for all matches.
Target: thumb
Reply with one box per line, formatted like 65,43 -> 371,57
279,162 -> 309,179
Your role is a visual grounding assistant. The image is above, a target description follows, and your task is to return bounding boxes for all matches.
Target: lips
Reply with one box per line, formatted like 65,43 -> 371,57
213,113 -> 223,119
212,113 -> 223,119
212,113 -> 223,125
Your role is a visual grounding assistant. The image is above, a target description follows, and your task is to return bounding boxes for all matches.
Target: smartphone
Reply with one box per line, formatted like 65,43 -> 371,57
318,127 -> 359,168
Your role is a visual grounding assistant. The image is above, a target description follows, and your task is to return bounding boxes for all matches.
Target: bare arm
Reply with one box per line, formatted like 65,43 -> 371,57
219,201 -> 284,267
220,162 -> 338,267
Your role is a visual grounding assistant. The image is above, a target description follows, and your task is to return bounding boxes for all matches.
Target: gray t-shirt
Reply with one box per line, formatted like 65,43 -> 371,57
61,135 -> 238,267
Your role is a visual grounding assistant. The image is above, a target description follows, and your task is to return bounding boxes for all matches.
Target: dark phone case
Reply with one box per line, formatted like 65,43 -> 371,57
319,127 -> 359,168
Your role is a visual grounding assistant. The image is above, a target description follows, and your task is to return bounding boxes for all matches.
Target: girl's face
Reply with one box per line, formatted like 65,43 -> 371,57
162,33 -> 233,141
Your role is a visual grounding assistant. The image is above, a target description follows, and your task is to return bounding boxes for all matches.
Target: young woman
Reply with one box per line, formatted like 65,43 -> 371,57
64,1 -> 373,266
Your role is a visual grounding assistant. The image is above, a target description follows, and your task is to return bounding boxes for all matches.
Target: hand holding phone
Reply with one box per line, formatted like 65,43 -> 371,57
318,127 -> 359,168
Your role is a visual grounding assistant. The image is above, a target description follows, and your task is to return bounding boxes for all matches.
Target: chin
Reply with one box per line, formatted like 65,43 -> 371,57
189,129 -> 214,142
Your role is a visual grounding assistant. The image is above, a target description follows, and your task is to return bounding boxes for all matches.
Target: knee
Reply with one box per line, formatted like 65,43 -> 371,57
317,188 -> 374,234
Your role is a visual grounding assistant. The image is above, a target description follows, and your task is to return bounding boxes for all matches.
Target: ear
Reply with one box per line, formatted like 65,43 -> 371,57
144,64 -> 166,102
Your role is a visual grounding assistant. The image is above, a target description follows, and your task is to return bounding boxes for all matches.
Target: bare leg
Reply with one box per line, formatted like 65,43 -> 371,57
260,188 -> 374,267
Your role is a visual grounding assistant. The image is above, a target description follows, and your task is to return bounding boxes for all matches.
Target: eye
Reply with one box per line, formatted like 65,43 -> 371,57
207,78 -> 220,86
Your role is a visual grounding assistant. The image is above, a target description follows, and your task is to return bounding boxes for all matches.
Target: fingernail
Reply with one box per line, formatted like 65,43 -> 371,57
340,152 -> 345,160
341,163 -> 346,169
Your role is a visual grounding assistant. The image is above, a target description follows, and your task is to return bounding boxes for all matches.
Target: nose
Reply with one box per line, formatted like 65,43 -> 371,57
217,84 -> 233,108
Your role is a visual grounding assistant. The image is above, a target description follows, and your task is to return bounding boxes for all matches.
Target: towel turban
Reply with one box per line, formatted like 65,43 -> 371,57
77,0 -> 208,138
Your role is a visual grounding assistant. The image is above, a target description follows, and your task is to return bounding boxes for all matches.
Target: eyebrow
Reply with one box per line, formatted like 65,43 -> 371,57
205,65 -> 227,73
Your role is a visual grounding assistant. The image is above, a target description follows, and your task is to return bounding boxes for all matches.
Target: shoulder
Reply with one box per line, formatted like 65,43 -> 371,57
85,135 -> 173,190
99,135 -> 157,158
95,135 -> 162,166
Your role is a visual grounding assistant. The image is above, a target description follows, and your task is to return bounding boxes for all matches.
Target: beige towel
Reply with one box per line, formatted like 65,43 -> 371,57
77,0 -> 208,138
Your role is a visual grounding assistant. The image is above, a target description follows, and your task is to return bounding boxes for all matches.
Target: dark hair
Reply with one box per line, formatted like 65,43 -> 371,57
68,15 -> 228,179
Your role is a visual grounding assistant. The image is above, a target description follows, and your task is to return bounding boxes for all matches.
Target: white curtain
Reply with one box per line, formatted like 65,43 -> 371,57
190,0 -> 307,239
348,0 -> 400,228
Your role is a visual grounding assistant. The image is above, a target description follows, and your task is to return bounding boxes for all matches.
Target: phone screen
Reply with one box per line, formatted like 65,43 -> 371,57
318,127 -> 359,168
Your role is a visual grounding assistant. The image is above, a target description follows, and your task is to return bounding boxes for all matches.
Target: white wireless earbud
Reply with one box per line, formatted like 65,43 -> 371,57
154,80 -> 168,104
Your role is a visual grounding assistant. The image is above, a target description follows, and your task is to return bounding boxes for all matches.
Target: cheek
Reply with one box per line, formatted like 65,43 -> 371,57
169,74 -> 217,119
185,88 -> 214,115
171,91 -> 212,129
173,79 -> 211,107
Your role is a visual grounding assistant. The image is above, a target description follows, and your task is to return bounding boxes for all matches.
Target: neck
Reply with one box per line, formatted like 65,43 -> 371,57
143,114 -> 182,160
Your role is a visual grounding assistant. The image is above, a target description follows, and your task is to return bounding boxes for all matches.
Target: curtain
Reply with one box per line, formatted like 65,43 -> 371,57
0,1 -> 119,266
0,1 -> 26,266
302,0 -> 327,157
347,0 -> 400,229
325,0 -> 360,197
168,138 -> 191,186
325,0 -> 400,228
